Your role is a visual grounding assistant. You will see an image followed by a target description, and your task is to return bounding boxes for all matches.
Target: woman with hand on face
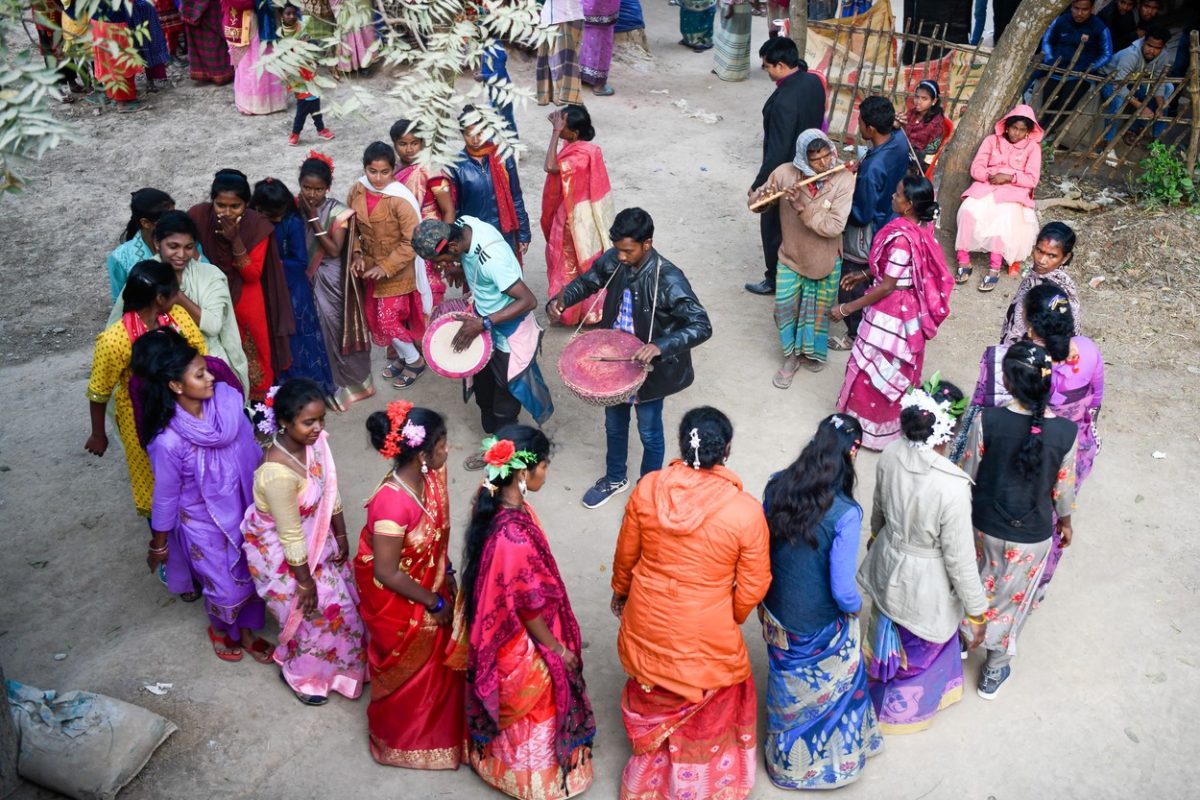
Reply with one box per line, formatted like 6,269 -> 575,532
189,169 -> 295,398
461,425 -> 596,799
86,260 -> 207,522
354,403 -> 465,769
241,378 -> 366,706
133,328 -> 269,663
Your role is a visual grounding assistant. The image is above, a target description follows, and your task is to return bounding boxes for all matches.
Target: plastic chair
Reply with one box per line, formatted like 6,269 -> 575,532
925,115 -> 955,180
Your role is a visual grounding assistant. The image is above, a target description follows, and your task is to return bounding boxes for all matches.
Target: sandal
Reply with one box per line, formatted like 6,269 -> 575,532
463,452 -> 487,471
391,360 -> 427,390
955,265 -> 973,285
591,85 -> 615,97
242,636 -> 276,665
772,357 -> 800,390
381,360 -> 404,379
827,334 -> 853,351
801,356 -> 826,373
978,270 -> 1000,293
180,591 -> 202,603
208,626 -> 243,662
280,670 -> 327,706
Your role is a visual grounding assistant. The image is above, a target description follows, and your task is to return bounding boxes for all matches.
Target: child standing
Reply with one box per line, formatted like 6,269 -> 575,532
281,4 -> 334,146
390,118 -> 456,307
346,142 -> 430,390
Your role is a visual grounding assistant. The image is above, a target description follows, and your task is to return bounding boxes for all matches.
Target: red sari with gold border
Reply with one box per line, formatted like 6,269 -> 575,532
354,467 -> 465,769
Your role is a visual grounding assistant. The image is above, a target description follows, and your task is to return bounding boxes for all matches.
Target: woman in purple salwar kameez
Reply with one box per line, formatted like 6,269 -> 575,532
135,328 -> 273,664
580,0 -> 619,96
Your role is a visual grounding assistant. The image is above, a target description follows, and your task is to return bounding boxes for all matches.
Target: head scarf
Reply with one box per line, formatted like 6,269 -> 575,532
792,129 -> 839,177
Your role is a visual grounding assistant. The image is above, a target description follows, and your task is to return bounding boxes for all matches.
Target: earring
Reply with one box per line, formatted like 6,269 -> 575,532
518,478 -> 528,496
420,459 -> 429,475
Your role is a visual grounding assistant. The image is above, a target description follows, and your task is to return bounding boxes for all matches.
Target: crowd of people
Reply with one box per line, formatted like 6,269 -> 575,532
72,4 -> 1122,800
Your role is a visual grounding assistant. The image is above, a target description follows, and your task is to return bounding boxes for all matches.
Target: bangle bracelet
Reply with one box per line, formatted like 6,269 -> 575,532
297,580 -> 316,590
148,546 -> 168,554
307,216 -> 321,223
426,595 -> 445,613
968,614 -> 986,624
555,643 -> 567,656
445,566 -> 456,576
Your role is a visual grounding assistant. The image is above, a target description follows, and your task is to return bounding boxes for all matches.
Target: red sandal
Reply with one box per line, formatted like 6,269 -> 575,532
242,637 -> 276,665
208,626 -> 243,662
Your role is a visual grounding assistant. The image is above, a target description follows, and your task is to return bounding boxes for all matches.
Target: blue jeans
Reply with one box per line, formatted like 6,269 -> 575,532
970,0 -> 988,45
1101,85 -> 1169,142
604,399 -> 665,483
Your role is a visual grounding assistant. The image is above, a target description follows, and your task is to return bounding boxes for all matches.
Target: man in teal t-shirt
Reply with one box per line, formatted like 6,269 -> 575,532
413,216 -> 553,468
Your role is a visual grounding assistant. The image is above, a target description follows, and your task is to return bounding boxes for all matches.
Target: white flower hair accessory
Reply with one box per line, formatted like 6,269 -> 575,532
253,385 -> 281,436
689,427 -> 702,469
900,388 -> 956,451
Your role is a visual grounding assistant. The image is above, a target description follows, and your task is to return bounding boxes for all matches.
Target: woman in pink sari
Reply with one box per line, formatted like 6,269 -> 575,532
542,105 -> 615,326
832,175 -> 954,450
242,378 -> 366,705
225,0 -> 287,115
461,426 -> 595,799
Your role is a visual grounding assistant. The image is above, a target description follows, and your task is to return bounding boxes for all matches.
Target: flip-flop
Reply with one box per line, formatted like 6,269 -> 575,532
279,670 -> 327,705
208,626 -> 243,662
827,334 -> 853,351
978,271 -> 1000,293
592,85 -> 615,97
955,265 -> 973,285
801,357 -> 826,373
772,360 -> 800,390
242,637 -> 276,665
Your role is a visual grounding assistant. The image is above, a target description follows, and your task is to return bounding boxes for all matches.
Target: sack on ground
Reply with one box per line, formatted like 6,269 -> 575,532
6,680 -> 177,800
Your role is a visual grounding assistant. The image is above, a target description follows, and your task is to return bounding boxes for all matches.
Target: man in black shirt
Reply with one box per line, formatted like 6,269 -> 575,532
744,37 -> 827,296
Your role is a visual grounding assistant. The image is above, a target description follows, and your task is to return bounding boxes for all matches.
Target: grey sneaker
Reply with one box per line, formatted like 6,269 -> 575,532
977,665 -> 1011,700
581,477 -> 629,509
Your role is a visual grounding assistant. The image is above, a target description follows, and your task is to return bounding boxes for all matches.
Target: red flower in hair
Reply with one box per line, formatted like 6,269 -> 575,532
307,150 -> 335,175
484,439 -> 516,467
380,400 -> 413,460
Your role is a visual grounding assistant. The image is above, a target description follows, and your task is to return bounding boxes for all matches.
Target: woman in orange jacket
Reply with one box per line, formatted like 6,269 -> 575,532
610,406 -> 771,800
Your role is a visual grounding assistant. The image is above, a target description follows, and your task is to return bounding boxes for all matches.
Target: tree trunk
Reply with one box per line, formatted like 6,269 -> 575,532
790,0 -> 808,57
0,662 -> 18,799
936,0 -> 1064,232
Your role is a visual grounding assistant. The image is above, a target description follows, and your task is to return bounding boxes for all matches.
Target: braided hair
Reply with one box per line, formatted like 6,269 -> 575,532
1002,341 -> 1054,479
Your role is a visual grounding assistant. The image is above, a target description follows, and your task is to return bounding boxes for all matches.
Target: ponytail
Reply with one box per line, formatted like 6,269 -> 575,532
130,328 -> 197,446
123,188 -> 175,243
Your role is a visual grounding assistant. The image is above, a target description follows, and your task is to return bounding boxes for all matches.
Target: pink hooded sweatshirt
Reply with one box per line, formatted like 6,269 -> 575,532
961,104 -> 1043,209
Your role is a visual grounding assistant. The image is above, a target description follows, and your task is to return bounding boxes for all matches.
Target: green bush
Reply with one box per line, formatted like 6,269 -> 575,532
1136,142 -> 1197,208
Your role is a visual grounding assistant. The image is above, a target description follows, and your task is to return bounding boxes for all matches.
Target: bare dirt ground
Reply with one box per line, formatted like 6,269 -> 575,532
2,4 -> 1199,798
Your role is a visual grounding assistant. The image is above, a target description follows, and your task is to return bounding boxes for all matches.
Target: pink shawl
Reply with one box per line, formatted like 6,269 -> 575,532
868,216 -> 954,341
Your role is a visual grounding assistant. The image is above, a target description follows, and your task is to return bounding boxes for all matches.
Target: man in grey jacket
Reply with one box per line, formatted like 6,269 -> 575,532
1100,23 -> 1173,146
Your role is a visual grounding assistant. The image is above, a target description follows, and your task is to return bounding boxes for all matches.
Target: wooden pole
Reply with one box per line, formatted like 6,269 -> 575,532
1187,31 -> 1200,175
790,0 -> 809,59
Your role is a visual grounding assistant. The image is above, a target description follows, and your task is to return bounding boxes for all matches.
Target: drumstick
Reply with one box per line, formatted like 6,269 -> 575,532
587,356 -> 654,372
748,162 -> 852,212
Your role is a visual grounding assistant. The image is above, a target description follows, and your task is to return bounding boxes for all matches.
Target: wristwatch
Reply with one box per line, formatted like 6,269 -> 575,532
481,316 -> 494,333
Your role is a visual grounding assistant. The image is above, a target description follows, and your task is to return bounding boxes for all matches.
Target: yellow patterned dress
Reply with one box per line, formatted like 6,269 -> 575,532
86,306 -> 206,517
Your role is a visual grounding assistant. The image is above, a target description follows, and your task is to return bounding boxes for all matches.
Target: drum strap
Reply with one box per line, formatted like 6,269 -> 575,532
571,257 -> 662,345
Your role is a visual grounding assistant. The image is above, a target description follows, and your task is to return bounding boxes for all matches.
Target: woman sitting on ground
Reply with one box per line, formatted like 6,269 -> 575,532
761,413 -> 883,789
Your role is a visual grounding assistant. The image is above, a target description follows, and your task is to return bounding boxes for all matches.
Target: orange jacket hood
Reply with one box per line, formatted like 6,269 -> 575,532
652,460 -> 745,536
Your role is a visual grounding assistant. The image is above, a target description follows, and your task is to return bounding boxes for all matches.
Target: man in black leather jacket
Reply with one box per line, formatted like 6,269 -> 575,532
548,208 -> 713,509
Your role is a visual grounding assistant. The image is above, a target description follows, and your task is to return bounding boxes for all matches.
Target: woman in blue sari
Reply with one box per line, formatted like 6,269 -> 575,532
251,179 -> 336,400
761,414 -> 883,789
